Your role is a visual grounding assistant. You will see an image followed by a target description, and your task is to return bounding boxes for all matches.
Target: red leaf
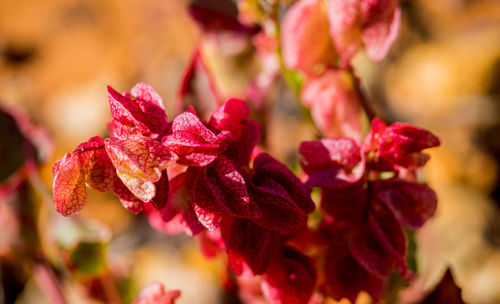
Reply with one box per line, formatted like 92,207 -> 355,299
373,178 -> 438,229
221,217 -> 282,275
112,175 -> 144,214
74,136 -> 114,192
224,120 -> 261,167
300,138 -> 364,188
349,201 -> 411,280
104,136 -> 173,202
253,153 -> 315,214
186,157 -> 259,224
145,173 -> 204,235
209,98 -> 250,139
324,238 -> 386,303
249,153 -> 314,235
188,2 -> 260,34
162,112 -> 230,167
381,122 -> 440,156
52,153 -> 87,216
186,167 -> 228,214
300,138 -> 361,172
320,180 -> 367,229
159,173 -> 187,221
108,84 -> 169,138
261,247 -> 316,304
366,118 -> 440,170
250,195 -> 309,235
149,171 -> 169,210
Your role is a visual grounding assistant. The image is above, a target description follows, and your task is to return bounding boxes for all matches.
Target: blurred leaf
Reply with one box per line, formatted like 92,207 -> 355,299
419,269 -> 465,304
68,241 -> 107,276
116,276 -> 136,304
0,107 -> 36,182
383,230 -> 418,304
282,68 -> 304,98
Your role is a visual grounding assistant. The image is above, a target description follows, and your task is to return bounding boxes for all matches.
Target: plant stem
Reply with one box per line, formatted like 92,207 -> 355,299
351,70 -> 377,121
100,272 -> 122,304
32,262 -> 68,304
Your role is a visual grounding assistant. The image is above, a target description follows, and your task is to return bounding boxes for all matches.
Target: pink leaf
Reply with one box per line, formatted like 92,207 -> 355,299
282,0 -> 336,73
362,1 -> 401,61
133,282 -> 181,304
326,0 -> 363,68
146,206 -> 205,236
192,204 -> 223,231
145,173 -> 204,235
130,82 -> 165,109
301,70 -> 362,141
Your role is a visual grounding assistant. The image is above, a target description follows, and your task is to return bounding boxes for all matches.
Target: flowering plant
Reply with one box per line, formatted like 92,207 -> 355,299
49,0 -> 447,303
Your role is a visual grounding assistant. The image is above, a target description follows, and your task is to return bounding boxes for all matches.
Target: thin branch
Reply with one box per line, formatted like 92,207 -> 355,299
351,70 -> 377,121
0,265 -> 5,304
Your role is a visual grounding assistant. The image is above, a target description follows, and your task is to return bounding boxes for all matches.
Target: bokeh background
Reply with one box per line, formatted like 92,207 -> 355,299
1,0 -> 500,303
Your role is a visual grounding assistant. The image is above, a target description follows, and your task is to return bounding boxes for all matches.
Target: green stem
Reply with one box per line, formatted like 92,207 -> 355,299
272,2 -> 314,124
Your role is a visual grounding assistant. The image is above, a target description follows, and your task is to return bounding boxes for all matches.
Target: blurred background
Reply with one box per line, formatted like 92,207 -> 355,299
0,0 -> 500,303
